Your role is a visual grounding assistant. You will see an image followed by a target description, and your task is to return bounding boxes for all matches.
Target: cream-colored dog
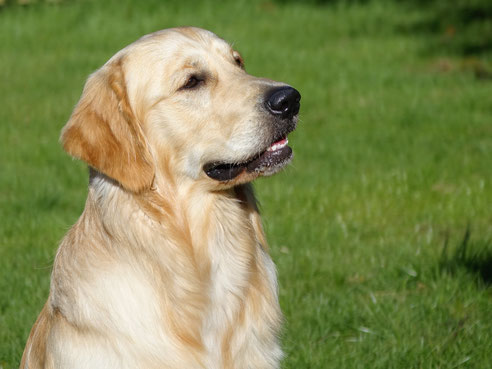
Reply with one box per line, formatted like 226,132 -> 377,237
21,27 -> 300,369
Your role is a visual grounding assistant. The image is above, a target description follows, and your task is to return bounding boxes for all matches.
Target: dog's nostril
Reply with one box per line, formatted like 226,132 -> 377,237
265,86 -> 301,119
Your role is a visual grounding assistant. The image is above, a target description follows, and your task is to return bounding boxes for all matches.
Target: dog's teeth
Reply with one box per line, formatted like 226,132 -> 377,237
267,138 -> 288,152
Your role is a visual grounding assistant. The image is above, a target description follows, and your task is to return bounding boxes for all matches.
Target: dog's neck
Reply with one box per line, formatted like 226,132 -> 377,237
86,168 -> 261,243
85,170 -> 266,284
82,169 -> 270,350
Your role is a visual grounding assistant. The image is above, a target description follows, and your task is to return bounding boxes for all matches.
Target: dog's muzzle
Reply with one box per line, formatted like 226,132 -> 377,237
204,86 -> 301,182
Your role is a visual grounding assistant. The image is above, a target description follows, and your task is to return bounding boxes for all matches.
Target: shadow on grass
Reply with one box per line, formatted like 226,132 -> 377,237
275,0 -> 492,78
273,0 -> 369,5
398,0 -> 492,57
440,225 -> 492,286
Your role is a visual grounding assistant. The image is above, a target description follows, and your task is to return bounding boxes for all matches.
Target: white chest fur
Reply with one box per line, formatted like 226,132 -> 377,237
48,180 -> 282,368
196,193 -> 282,368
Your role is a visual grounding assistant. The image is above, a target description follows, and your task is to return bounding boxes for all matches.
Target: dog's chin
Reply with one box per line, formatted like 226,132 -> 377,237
203,137 -> 293,183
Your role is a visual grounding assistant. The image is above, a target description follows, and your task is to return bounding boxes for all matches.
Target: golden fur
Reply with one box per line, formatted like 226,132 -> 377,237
20,27 -> 299,369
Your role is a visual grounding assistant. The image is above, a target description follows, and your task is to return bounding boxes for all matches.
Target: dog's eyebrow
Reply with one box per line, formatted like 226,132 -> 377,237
180,57 -> 204,69
179,58 -> 214,78
182,62 -> 199,69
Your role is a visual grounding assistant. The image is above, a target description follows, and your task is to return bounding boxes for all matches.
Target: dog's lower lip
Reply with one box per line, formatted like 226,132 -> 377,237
246,145 -> 292,173
204,136 -> 292,181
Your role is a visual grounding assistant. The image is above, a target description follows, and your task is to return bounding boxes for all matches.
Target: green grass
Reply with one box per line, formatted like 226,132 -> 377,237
1,0 -> 491,368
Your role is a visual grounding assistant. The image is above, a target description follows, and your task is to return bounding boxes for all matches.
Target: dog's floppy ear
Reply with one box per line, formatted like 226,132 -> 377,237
61,58 -> 154,193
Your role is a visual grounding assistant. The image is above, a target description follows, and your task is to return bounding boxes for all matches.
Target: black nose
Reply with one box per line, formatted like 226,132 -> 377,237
265,86 -> 301,119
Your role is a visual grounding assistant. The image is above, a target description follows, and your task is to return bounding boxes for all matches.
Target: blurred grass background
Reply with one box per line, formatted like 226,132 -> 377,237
1,0 -> 491,368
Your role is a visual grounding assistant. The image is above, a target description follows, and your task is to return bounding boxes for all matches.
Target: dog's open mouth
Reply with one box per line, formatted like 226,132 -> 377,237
204,136 -> 293,181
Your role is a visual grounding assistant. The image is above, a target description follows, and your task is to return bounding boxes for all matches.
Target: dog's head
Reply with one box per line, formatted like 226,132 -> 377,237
61,27 -> 301,192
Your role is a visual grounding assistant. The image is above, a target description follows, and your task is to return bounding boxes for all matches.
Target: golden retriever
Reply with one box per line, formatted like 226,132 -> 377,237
20,27 -> 300,369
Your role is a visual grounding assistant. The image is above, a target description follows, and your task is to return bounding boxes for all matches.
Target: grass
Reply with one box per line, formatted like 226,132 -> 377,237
1,0 -> 491,367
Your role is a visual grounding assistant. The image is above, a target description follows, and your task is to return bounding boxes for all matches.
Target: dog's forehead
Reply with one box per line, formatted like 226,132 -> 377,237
137,28 -> 234,60
115,28 -> 243,103
109,28 -> 239,75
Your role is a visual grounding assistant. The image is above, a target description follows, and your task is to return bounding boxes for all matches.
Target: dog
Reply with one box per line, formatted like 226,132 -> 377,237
20,27 -> 300,369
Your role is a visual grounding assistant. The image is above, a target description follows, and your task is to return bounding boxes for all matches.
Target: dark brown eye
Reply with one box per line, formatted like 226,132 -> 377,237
182,75 -> 202,89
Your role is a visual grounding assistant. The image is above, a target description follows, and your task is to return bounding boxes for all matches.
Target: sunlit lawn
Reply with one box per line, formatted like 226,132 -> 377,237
1,0 -> 491,368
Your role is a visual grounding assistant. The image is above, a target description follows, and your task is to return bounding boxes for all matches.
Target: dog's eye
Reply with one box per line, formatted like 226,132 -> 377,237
182,75 -> 202,89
